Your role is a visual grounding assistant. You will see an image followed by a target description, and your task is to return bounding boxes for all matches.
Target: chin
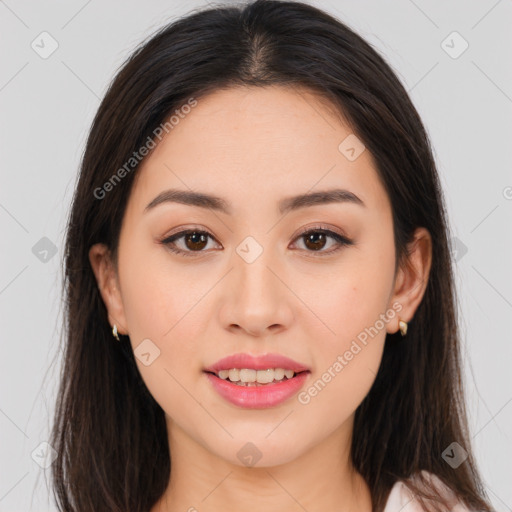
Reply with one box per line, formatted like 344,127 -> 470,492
209,434 -> 308,469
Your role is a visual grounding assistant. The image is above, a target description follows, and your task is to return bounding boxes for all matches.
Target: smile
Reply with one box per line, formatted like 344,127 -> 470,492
204,369 -> 310,408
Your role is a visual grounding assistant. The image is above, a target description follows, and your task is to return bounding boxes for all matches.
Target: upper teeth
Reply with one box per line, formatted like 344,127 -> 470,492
217,368 -> 295,383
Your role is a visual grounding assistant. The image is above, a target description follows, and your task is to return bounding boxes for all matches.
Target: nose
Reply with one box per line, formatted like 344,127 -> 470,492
219,248 -> 294,337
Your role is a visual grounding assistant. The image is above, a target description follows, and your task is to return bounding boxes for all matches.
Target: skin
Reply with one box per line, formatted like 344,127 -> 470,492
89,85 -> 432,512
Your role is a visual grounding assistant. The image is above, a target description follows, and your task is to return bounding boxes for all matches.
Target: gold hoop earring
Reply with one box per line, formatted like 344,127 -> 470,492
112,324 -> 120,341
398,319 -> 408,337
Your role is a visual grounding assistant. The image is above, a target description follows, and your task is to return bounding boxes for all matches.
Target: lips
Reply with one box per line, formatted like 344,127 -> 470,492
204,369 -> 310,409
203,352 -> 310,374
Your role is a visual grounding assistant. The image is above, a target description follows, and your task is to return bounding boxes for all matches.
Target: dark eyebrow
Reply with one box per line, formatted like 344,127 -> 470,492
278,189 -> 365,214
144,188 -> 365,215
144,189 -> 232,214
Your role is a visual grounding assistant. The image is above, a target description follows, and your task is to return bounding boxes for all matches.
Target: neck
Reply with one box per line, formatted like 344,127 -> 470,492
152,416 -> 372,512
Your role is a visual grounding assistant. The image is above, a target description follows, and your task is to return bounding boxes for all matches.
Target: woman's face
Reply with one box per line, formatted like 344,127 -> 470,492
92,85 -> 429,468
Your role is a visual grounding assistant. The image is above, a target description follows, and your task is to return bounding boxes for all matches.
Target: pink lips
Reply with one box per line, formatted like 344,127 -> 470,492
203,352 -> 310,373
203,352 -> 311,409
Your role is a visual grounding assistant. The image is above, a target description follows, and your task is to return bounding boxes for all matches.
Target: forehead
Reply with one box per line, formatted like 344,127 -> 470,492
129,85 -> 389,215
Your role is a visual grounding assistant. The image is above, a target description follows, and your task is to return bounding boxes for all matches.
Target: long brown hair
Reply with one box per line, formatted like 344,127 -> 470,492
49,1 -> 493,510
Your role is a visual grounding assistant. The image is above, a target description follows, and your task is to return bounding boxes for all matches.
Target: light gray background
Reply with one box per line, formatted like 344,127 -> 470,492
1,0 -> 511,510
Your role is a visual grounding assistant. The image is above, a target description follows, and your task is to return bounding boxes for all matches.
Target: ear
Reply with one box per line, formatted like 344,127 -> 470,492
386,227 -> 432,334
88,243 -> 128,336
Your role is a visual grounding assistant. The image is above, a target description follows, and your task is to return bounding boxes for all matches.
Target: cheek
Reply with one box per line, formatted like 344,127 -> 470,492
310,251 -> 395,347
297,237 -> 395,417
298,276 -> 390,430
117,240 -> 210,388
119,237 -> 205,341
295,339 -> 383,446
118,251 -> 209,419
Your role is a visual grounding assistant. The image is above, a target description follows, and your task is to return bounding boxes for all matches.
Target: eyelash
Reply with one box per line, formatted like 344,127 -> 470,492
159,224 -> 353,258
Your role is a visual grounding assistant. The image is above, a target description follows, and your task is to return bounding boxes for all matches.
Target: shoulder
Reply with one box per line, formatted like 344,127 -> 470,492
383,470 -> 472,512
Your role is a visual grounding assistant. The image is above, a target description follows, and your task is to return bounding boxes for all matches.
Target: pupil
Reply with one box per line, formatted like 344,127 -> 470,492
186,232 -> 207,250
304,232 -> 326,251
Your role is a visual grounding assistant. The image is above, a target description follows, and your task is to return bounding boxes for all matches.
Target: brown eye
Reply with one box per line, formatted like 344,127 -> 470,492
292,228 -> 353,255
161,229 -> 220,257
161,226 -> 353,258
183,232 -> 208,251
303,232 -> 328,251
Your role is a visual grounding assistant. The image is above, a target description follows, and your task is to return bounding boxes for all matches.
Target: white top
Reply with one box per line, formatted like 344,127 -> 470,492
383,471 -> 472,512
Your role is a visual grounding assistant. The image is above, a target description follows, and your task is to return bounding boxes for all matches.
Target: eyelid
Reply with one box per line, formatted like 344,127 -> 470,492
291,223 -> 349,242
161,224 -> 217,242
